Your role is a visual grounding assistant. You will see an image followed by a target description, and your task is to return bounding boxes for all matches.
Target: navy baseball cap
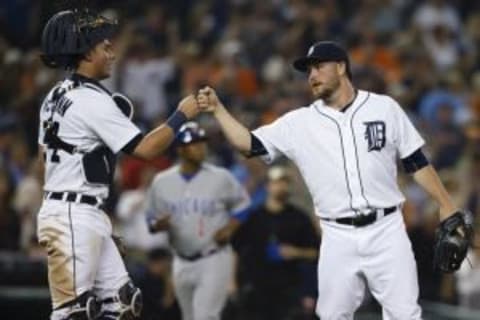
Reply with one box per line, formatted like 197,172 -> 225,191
176,121 -> 208,145
293,41 -> 352,78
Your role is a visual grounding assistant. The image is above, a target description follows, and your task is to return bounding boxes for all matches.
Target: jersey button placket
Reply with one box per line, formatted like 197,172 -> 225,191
342,117 -> 363,209
341,118 -> 353,164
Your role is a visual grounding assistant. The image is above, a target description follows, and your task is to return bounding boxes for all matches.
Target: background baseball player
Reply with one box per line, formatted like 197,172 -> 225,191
37,8 -> 198,320
146,121 -> 251,320
197,41 -> 473,319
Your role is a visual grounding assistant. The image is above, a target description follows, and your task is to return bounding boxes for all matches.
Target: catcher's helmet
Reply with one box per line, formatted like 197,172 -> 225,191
41,9 -> 118,69
176,122 -> 208,145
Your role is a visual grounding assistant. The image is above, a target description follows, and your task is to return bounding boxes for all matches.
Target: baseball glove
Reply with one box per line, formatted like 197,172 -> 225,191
433,210 -> 474,273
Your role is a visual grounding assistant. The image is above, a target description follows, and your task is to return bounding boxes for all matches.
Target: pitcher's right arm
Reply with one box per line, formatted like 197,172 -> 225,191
197,87 -> 267,158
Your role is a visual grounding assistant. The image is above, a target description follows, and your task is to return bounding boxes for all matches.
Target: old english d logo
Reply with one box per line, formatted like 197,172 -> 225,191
364,121 -> 386,151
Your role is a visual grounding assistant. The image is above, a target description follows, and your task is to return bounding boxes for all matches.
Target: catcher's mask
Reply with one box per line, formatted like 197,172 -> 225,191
41,9 -> 118,69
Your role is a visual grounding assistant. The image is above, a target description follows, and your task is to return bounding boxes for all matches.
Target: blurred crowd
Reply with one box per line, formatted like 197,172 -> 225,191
1,0 -> 480,318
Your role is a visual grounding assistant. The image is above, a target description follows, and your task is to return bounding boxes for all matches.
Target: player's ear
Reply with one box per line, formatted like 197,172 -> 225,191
82,49 -> 94,63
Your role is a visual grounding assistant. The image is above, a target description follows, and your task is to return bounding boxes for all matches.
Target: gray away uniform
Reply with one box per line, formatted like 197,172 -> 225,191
145,163 -> 250,320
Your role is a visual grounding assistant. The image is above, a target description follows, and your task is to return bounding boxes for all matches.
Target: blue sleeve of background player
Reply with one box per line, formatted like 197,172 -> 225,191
144,188 -> 158,232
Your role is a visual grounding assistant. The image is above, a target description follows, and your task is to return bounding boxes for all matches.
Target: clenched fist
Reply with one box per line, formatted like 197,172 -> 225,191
197,86 -> 223,113
177,95 -> 199,119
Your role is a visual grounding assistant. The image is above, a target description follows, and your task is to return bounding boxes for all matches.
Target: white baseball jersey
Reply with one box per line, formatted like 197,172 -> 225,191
252,90 -> 425,218
38,76 -> 141,199
145,163 -> 250,256
37,75 -> 140,316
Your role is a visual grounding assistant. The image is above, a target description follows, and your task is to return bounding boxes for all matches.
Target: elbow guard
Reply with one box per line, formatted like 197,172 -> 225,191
401,148 -> 429,174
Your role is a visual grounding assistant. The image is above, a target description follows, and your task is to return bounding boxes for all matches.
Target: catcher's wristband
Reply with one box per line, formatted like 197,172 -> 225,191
166,110 -> 187,133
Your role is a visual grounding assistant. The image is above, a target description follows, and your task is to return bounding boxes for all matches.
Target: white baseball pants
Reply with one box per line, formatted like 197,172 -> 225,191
37,199 -> 130,320
316,211 -> 422,319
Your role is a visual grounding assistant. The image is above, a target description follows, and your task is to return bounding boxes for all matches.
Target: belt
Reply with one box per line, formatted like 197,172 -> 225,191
44,191 -> 104,209
177,247 -> 222,262
322,206 -> 398,227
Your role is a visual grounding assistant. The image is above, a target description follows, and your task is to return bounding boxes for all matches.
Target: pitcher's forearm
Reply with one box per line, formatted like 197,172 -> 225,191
413,165 -> 457,219
214,105 -> 252,155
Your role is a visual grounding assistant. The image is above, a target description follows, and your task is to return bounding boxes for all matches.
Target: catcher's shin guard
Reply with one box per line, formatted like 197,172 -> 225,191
56,291 -> 101,320
102,282 -> 143,320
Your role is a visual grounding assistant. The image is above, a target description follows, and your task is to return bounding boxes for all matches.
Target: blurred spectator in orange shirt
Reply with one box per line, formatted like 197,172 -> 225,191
350,32 -> 402,84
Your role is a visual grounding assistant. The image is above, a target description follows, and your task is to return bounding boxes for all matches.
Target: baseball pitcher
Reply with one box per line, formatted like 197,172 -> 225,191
196,41 -> 473,319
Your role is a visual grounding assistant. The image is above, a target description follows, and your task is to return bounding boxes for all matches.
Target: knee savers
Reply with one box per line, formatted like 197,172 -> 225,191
57,291 -> 101,320
102,282 -> 143,320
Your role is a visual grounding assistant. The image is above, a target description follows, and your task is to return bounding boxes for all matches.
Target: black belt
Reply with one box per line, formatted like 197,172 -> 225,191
44,191 -> 104,208
323,206 -> 397,227
177,247 -> 222,262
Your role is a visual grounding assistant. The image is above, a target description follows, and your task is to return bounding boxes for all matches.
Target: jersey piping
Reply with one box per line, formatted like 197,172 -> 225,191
313,107 -> 354,212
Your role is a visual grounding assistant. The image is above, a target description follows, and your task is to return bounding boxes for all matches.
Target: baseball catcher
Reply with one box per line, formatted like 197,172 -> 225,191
37,6 -> 198,320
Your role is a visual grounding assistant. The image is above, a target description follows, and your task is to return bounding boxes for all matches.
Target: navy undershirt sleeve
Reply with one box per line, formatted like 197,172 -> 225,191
401,148 -> 429,174
247,133 -> 268,158
121,133 -> 144,154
